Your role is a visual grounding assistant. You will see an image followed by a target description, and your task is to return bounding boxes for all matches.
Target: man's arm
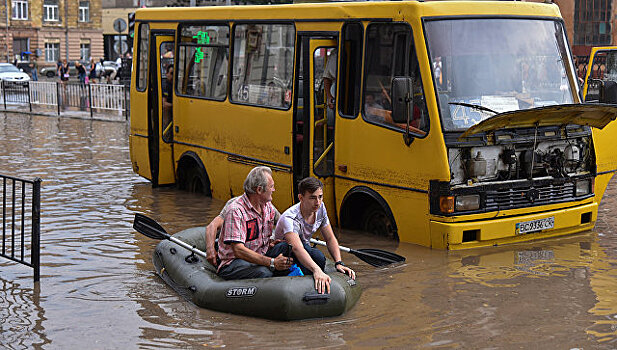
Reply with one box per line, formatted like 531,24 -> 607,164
284,232 -> 331,294
323,77 -> 334,109
321,224 -> 356,280
205,216 -> 223,266
230,243 -> 290,271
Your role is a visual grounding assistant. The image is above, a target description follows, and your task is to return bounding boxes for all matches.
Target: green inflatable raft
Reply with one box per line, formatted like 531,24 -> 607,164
152,227 -> 362,321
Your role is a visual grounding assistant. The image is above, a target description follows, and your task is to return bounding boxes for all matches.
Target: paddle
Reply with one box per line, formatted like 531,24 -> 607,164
309,238 -> 405,267
133,213 -> 208,260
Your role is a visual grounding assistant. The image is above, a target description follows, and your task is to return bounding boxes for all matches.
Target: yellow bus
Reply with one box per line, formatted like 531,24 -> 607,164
129,1 -> 617,249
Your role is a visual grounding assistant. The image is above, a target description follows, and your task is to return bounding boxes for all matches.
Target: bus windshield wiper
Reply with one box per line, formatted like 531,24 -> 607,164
448,102 -> 498,115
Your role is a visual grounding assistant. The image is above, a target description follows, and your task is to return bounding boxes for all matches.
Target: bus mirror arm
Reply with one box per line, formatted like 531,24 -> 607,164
403,94 -> 413,146
391,77 -> 414,146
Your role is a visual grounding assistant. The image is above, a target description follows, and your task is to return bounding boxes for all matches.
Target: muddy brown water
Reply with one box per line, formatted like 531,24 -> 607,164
1,112 -> 617,349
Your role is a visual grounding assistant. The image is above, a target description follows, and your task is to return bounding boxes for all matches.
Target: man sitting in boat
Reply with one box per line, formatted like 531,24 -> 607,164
272,177 -> 356,294
216,166 -> 293,280
205,197 -> 280,267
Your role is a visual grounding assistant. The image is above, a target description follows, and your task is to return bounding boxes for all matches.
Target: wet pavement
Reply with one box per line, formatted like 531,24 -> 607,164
1,112 -> 617,349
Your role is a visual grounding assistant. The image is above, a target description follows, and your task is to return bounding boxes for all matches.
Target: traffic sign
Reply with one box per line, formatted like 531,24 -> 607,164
113,18 -> 127,33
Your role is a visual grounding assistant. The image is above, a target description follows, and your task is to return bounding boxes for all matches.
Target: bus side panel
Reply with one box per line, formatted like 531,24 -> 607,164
593,121 -> 617,203
334,178 -> 431,247
129,135 -> 152,180
173,99 -> 294,207
333,117 -> 447,246
130,75 -> 152,181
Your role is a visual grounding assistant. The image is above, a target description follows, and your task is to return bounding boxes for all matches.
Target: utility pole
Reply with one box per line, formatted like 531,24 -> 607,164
64,0 -> 69,60
5,0 -> 9,62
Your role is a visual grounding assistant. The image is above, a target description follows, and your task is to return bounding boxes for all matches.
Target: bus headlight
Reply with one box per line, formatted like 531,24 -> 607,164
575,179 -> 592,196
455,194 -> 480,211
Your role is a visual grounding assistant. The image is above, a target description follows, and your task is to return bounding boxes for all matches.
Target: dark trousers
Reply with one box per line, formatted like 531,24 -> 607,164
217,244 -> 289,280
217,242 -> 326,280
267,241 -> 326,276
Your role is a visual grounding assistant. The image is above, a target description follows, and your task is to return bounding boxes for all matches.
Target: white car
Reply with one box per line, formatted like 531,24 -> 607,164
0,63 -> 31,83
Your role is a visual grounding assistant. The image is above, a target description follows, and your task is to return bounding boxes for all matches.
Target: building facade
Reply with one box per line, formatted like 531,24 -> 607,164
555,0 -> 617,56
0,0 -> 103,65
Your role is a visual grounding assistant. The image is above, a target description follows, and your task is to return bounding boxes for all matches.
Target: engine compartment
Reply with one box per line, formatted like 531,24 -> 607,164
448,133 -> 593,187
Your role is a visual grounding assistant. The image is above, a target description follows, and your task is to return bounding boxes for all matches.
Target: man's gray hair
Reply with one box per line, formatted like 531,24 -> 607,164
243,166 -> 272,194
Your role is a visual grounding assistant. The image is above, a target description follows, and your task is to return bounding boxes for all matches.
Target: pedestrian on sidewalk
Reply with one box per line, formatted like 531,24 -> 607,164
76,61 -> 86,85
88,58 -> 98,84
76,61 -> 87,110
29,57 -> 38,81
59,59 -> 69,110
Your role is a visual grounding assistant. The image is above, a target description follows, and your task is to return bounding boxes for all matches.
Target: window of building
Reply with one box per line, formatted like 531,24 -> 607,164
231,23 -> 295,109
176,24 -> 229,100
574,0 -> 612,46
362,23 -> 429,135
80,42 -> 90,61
79,1 -> 89,22
13,38 -> 29,60
338,22 -> 363,118
136,23 -> 150,91
44,0 -> 59,21
45,42 -> 60,63
12,0 -> 28,20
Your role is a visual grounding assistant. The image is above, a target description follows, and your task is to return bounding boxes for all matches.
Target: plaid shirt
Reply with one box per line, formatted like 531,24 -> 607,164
217,194 -> 276,271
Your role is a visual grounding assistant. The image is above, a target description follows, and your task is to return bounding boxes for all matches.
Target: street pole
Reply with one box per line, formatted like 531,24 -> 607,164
64,0 -> 69,60
5,0 -> 9,62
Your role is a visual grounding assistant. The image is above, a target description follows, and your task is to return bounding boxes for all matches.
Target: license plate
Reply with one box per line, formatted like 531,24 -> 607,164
515,216 -> 554,235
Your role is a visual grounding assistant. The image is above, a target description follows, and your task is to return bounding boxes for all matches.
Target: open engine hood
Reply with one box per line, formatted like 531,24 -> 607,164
460,104 -> 617,138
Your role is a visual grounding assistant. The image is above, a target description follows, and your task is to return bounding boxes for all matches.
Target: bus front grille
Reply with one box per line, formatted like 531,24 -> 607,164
485,182 -> 576,211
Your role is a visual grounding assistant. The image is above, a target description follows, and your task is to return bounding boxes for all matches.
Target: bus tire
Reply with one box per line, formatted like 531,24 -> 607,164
185,166 -> 209,194
340,186 -> 398,240
363,203 -> 397,240
177,152 -> 212,196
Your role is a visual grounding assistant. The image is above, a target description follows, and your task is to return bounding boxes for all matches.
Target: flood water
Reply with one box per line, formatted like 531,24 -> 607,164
1,112 -> 617,349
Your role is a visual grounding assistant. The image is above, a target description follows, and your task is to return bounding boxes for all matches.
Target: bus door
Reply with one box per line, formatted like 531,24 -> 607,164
293,36 -> 338,217
147,32 -> 176,186
583,47 -> 617,201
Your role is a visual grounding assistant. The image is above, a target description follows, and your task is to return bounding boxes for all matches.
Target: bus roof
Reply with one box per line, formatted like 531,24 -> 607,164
134,1 -> 562,23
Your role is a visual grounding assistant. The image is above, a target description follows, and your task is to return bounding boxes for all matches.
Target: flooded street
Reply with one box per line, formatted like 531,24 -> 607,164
2,111 -> 617,349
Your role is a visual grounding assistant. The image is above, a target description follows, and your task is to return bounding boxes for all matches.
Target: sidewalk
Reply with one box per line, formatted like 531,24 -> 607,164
0,102 -> 128,123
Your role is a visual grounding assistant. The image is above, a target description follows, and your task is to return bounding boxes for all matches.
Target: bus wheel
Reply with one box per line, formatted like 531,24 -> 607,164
183,167 -> 211,195
363,204 -> 397,240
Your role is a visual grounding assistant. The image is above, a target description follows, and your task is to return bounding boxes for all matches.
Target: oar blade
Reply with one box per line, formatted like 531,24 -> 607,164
351,248 -> 405,267
133,213 -> 170,240
358,248 -> 406,263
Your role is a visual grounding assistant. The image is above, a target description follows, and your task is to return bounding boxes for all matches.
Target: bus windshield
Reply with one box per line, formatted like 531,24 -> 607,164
425,18 -> 574,131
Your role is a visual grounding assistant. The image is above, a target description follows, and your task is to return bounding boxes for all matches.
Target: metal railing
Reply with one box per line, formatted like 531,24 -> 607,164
0,80 -> 129,120
0,174 -> 41,283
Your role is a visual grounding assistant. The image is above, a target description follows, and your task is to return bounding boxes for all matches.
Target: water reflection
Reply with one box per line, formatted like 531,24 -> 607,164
0,274 -> 49,348
1,111 -> 617,348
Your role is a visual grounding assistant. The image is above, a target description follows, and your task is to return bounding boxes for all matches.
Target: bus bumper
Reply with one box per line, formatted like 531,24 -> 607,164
429,202 -> 598,250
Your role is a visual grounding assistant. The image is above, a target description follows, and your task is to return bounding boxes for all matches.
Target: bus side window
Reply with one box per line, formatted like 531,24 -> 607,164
136,23 -> 150,92
176,24 -> 230,101
338,22 -> 363,118
231,23 -> 295,109
362,23 -> 428,136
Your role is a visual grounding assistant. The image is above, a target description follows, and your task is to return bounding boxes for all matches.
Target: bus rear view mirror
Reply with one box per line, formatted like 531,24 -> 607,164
599,80 -> 617,104
391,77 -> 413,124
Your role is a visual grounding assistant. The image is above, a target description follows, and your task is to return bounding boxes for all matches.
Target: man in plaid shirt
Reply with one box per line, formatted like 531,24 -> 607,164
217,166 -> 293,280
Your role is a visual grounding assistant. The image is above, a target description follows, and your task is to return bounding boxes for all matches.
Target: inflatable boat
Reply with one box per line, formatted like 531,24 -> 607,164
152,227 -> 362,321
